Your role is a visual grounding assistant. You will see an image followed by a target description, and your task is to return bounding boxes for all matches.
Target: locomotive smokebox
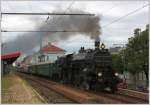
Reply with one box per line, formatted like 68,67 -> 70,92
95,37 -> 100,49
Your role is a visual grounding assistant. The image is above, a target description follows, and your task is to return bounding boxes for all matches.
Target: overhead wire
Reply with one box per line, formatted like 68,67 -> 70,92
1,3 -> 149,33
46,0 -> 75,25
3,2 -> 148,54
1,30 -> 87,32
1,2 -> 14,22
2,12 -> 94,15
102,3 -> 118,16
44,0 -> 76,47
64,0 -> 75,13
46,0 -> 75,22
101,3 -> 149,29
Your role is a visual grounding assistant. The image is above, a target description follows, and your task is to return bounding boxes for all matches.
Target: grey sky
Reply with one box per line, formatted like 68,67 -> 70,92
1,1 -> 149,55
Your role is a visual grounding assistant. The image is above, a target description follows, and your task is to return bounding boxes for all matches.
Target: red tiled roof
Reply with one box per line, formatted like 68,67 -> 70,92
41,43 -> 66,53
1,52 -> 21,60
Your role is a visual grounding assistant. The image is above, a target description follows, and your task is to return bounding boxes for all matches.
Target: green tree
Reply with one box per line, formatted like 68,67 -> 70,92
112,24 -> 149,87
125,24 -> 149,87
112,54 -> 123,73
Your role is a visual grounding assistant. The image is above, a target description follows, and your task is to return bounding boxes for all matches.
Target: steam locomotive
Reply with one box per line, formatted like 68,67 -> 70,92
18,40 -> 121,93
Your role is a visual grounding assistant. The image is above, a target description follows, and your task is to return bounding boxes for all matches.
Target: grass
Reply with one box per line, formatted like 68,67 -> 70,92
1,73 -> 19,103
2,73 -> 17,91
1,72 -> 46,104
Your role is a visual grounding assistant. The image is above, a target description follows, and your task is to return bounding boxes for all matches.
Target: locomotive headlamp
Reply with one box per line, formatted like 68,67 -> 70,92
101,43 -> 105,49
83,68 -> 87,72
98,72 -> 102,77
115,72 -> 119,76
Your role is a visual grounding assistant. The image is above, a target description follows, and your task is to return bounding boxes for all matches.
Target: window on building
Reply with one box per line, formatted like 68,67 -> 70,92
38,55 -> 46,62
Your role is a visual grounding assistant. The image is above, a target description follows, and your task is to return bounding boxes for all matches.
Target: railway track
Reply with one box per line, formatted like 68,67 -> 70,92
17,72 -> 149,104
117,88 -> 149,102
67,85 -> 148,104
96,92 -> 148,104
28,80 -> 74,103
18,74 -> 75,103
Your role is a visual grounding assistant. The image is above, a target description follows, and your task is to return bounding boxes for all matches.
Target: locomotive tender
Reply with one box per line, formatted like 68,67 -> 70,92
18,40 -> 120,93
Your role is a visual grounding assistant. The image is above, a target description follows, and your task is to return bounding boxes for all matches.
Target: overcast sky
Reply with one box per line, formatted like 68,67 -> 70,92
1,1 -> 149,55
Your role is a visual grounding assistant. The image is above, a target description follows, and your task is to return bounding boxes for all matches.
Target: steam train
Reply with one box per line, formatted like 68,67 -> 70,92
18,40 -> 121,93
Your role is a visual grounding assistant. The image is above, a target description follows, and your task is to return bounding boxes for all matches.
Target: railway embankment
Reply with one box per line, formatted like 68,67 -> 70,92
1,72 -> 46,104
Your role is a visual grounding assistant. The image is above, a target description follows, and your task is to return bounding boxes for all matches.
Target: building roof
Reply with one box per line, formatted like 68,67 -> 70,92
109,47 -> 122,54
1,51 -> 21,60
40,42 -> 66,53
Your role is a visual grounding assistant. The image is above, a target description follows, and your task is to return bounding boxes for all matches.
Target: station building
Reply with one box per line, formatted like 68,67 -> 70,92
20,42 -> 66,66
1,52 -> 21,76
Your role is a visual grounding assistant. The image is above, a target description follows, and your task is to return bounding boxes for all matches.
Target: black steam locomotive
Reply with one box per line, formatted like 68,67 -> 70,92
56,40 -> 120,92
18,40 -> 121,93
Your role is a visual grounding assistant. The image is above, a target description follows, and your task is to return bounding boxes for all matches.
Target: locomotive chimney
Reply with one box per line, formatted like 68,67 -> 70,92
95,37 -> 100,49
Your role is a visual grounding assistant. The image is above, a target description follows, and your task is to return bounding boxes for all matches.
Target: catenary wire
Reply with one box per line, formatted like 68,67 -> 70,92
101,3 -> 149,29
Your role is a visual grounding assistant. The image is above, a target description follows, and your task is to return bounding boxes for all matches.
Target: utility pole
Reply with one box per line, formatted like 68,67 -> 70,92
40,34 -> 42,52
39,34 -> 43,63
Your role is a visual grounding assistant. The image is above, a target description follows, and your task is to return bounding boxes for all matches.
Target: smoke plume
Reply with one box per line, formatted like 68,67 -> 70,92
3,9 -> 101,55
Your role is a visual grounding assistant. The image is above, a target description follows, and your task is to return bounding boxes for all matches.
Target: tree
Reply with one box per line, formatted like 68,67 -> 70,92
124,24 -> 149,87
111,24 -> 149,87
112,54 -> 123,73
